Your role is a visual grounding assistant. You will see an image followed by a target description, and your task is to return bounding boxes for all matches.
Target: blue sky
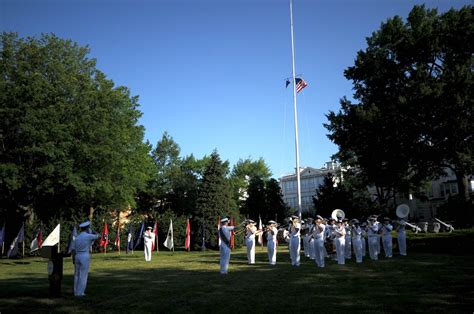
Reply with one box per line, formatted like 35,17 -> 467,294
1,0 -> 470,178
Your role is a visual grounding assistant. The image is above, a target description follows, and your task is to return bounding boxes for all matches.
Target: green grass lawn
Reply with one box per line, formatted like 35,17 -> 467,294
1,231 -> 473,313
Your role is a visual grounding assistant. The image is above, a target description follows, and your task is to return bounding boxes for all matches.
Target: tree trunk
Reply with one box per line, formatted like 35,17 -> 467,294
89,206 -> 95,221
455,171 -> 470,202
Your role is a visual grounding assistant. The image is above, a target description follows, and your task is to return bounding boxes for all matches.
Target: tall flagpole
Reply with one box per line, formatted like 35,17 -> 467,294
289,0 -> 302,218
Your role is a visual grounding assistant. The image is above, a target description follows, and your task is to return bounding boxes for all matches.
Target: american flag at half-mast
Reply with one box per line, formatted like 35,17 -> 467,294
163,219 -> 174,250
295,77 -> 308,93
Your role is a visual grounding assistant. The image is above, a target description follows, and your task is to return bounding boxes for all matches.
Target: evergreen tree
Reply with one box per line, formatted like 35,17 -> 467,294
194,150 -> 237,248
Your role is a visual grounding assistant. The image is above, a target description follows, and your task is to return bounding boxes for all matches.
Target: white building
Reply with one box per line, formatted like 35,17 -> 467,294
280,162 -> 340,213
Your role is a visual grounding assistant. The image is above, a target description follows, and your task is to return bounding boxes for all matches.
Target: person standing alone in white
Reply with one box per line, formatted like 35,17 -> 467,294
73,221 -> 100,297
143,226 -> 155,262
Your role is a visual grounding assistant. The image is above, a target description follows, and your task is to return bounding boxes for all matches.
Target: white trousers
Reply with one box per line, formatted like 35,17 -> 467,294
361,237 -> 366,257
345,235 -> 352,259
74,252 -> 90,296
352,238 -> 363,263
314,238 -> 325,267
368,236 -> 379,260
309,238 -> 315,259
144,242 -> 152,261
289,236 -> 300,266
397,232 -> 407,256
267,240 -> 277,265
245,237 -> 255,264
336,237 -> 345,265
220,244 -> 231,274
383,236 -> 393,258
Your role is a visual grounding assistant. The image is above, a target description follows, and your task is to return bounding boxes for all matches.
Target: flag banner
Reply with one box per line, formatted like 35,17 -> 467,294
114,221 -> 120,248
67,226 -> 78,254
258,216 -> 263,246
185,219 -> 191,251
163,219 -> 174,250
43,224 -> 60,247
152,222 -> 158,251
127,225 -> 134,254
295,77 -> 308,93
230,218 -> 235,250
30,228 -> 43,253
7,224 -> 24,258
217,217 -> 221,247
100,223 -> 109,248
0,223 -> 5,246
134,222 -> 145,249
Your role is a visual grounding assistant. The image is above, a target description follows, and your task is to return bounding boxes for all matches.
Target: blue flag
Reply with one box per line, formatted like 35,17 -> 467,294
134,222 -> 145,249
126,225 -> 134,254
0,223 -> 5,246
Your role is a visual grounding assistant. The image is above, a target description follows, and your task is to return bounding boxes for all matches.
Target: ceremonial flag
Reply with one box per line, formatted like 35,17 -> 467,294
100,223 -> 109,252
126,225 -> 134,254
185,218 -> 191,251
114,221 -> 121,253
152,222 -> 158,251
0,223 -> 5,254
295,77 -> 308,93
258,216 -> 263,246
30,228 -> 43,253
230,218 -> 235,250
134,222 -> 145,249
163,219 -> 174,250
43,224 -> 61,249
217,217 -> 221,247
67,226 -> 78,254
7,224 -> 24,258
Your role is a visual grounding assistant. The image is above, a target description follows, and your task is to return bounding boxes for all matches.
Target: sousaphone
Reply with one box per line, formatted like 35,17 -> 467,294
331,209 -> 345,221
396,204 -> 410,218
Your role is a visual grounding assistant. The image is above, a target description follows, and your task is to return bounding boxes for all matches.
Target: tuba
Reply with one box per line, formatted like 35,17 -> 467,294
396,204 -> 410,218
331,209 -> 345,221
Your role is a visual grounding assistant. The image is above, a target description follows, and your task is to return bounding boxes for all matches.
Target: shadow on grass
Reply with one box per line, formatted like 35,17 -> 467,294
0,251 -> 473,313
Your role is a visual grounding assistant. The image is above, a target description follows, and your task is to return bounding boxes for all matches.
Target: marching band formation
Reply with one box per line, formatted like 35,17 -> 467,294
219,206 -> 414,274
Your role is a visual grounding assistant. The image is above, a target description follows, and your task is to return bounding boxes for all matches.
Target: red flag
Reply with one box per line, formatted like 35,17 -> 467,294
152,222 -> 159,251
37,228 -> 43,249
230,218 -> 235,249
100,223 -> 109,249
114,221 -> 120,253
185,219 -> 191,251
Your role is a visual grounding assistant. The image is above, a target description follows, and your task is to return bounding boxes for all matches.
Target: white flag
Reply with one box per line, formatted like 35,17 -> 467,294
7,224 -> 24,258
43,224 -> 60,247
163,219 -> 174,250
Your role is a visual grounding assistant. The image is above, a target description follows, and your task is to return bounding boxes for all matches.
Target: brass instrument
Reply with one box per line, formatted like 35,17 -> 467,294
331,209 -> 345,221
395,204 -> 422,233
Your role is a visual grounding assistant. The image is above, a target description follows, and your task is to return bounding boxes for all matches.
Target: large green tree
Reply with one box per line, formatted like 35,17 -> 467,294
325,6 -> 473,211
194,150 -> 237,248
0,33 -> 153,224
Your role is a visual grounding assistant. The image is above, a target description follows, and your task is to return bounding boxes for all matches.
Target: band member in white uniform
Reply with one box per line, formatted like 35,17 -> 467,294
245,220 -> 257,264
73,221 -> 100,297
367,216 -> 379,261
343,218 -> 351,260
304,218 -> 314,259
312,215 -> 326,267
219,218 -> 237,274
266,220 -> 278,265
361,222 -> 367,257
395,218 -> 407,256
289,215 -> 301,267
334,220 -> 346,265
351,219 -> 363,263
143,226 -> 155,262
325,218 -> 336,260
381,217 -> 393,258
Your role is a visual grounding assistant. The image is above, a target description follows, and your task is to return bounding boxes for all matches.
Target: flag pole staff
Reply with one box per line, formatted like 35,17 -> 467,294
289,0 -> 302,218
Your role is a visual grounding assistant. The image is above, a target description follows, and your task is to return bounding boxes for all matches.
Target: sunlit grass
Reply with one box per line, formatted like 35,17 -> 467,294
0,232 -> 473,313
